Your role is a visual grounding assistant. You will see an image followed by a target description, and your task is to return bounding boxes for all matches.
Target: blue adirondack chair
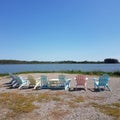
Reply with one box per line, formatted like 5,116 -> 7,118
93,74 -> 111,91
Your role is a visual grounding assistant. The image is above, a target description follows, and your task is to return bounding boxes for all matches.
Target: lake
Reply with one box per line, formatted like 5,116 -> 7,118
0,64 -> 120,74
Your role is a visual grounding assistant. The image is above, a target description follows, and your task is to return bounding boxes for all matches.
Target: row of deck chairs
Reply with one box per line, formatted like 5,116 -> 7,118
5,73 -> 71,90
5,73 -> 111,91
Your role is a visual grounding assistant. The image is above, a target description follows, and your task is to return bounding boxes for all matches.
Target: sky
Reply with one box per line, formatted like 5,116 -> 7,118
0,0 -> 120,62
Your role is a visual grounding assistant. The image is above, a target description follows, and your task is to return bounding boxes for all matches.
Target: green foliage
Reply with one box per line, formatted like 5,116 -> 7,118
0,73 -> 8,77
104,58 -> 119,63
112,71 -> 120,76
0,70 -> 120,77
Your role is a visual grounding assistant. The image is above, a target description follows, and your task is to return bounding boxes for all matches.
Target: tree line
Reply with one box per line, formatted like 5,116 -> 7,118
0,58 -> 119,64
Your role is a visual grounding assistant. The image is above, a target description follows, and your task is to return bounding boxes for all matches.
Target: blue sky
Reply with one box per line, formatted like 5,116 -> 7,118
0,0 -> 120,62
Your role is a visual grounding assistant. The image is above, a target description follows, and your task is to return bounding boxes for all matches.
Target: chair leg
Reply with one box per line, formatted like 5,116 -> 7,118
76,85 -> 77,91
64,84 -> 69,90
94,83 -> 97,89
19,82 -> 28,89
94,83 -> 100,91
18,84 -> 23,89
98,86 -> 101,91
106,85 -> 111,91
34,81 -> 41,90
65,81 -> 70,91
84,83 -> 87,91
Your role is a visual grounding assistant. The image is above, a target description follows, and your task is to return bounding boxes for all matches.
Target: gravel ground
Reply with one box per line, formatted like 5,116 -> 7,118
0,73 -> 120,120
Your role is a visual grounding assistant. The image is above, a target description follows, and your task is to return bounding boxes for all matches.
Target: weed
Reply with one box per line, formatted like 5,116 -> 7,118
49,109 -> 69,120
71,96 -> 85,103
91,102 -> 120,120
0,92 -> 37,119
112,102 -> 120,108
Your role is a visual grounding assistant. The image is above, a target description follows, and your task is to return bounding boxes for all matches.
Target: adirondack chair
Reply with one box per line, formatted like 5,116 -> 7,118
58,75 -> 71,90
93,74 -> 111,91
75,75 -> 87,91
5,73 -> 18,86
10,76 -> 28,88
40,75 -> 49,88
18,75 -> 41,90
58,75 -> 66,87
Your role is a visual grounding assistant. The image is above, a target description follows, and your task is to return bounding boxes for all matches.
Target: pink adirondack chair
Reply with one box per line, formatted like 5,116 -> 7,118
75,75 -> 87,91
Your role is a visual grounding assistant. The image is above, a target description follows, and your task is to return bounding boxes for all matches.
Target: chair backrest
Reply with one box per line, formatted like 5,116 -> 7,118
40,75 -> 48,87
98,74 -> 109,86
75,75 -> 86,85
9,73 -> 17,80
58,75 -> 66,85
15,76 -> 23,85
27,75 -> 36,85
102,74 -> 110,80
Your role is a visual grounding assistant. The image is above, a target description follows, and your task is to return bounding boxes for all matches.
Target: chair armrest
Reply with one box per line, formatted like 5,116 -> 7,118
36,78 -> 41,82
93,78 -> 98,82
65,79 -> 71,84
20,76 -> 28,83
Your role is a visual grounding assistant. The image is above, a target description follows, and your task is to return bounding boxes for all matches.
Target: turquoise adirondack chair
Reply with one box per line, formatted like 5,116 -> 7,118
18,76 -> 29,89
93,74 -> 111,91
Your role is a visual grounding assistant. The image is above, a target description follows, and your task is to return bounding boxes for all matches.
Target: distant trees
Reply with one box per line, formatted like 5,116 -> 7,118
0,60 -> 28,64
0,59 -> 119,64
104,58 -> 119,63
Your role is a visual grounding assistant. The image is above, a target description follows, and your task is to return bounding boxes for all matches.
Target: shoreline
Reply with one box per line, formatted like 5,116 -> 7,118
0,70 -> 120,77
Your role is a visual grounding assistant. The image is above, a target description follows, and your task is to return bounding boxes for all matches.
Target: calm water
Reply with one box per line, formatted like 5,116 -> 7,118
0,64 -> 120,73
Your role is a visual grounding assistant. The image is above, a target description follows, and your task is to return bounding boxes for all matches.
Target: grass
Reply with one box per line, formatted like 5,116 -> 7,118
91,102 -> 120,120
35,91 -> 62,102
87,96 -> 105,101
0,89 -> 119,120
66,96 -> 85,108
0,92 -> 37,119
0,91 -> 85,119
0,92 -> 37,113
35,91 -> 84,104
111,102 -> 120,108
0,73 -> 8,77
1,91 -> 119,120
71,96 -> 85,103
67,101 -> 78,108
49,109 -> 69,120
0,70 -> 120,77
